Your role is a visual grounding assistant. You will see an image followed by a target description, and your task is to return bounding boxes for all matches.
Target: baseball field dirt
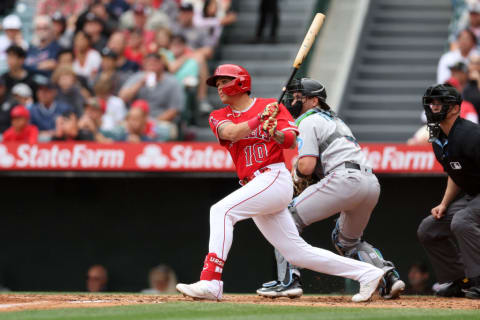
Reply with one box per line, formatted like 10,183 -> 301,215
0,293 -> 479,312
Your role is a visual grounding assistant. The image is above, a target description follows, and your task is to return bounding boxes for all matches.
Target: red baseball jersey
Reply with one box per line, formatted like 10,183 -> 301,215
209,98 -> 299,180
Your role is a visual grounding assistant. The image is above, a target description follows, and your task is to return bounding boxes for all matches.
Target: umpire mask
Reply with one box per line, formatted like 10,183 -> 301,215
422,84 -> 461,141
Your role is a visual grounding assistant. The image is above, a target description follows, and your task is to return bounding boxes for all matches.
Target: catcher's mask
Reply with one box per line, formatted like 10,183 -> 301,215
422,84 -> 461,141
283,78 -> 328,118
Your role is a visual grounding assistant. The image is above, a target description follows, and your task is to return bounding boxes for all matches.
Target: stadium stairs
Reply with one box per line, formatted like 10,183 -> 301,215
194,0 -> 317,141
338,0 -> 451,142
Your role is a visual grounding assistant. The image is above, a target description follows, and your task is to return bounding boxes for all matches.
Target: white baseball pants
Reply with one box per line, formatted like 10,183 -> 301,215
208,162 -> 383,284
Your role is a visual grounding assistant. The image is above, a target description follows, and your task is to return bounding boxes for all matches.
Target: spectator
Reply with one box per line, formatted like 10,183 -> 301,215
0,15 -> 28,61
73,30 -> 102,78
463,54 -> 480,114
11,83 -> 33,109
93,74 -> 127,131
52,110 -> 94,141
171,3 -> 215,59
194,0 -> 237,47
25,16 -> 61,76
2,105 -> 38,144
151,26 -> 173,59
254,0 -> 279,43
57,49 -> 75,67
437,29 -> 478,84
0,78 -> 13,133
36,0 -> 91,17
445,61 -> 469,92
168,34 -> 199,85
30,75 -> 72,140
130,99 -> 177,141
171,3 -> 218,113
124,28 -> 146,66
88,1 -> 117,36
141,264 -> 177,294
119,2 -> 169,33
106,31 -> 140,73
94,47 -> 123,94
108,106 -> 152,142
52,65 -> 85,117
86,264 -> 108,292
468,2 -> 480,41
404,262 -> 433,296
52,11 -> 76,49
78,97 -> 111,142
1,46 -> 35,95
119,52 -> 184,122
82,12 -> 108,52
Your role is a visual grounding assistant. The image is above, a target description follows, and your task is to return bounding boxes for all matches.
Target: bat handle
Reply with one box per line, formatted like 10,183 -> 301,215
277,67 -> 299,103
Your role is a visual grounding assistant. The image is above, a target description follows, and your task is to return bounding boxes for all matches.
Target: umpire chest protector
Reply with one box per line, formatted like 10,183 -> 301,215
432,117 -> 480,196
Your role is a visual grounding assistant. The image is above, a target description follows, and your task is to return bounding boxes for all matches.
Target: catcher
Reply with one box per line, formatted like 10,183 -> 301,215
256,78 -> 405,299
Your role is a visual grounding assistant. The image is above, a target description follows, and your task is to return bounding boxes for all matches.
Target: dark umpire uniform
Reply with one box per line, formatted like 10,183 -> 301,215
417,84 -> 480,299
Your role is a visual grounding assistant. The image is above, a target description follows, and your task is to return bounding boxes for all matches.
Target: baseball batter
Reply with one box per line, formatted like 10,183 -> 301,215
176,64 -> 384,302
256,78 -> 405,299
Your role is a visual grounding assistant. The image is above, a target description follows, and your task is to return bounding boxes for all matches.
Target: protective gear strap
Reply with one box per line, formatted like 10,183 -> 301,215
200,253 -> 225,281
280,131 -> 295,149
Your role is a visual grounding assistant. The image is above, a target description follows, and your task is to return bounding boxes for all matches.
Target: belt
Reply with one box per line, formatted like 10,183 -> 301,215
335,161 -> 373,174
239,167 -> 271,186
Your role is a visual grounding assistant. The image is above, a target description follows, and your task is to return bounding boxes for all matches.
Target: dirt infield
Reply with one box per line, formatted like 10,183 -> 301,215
0,293 -> 478,312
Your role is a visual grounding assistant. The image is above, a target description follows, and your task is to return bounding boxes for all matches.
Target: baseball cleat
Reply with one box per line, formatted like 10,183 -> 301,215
352,269 -> 384,302
435,278 -> 469,298
256,274 -> 303,298
176,280 -> 223,300
379,270 -> 405,299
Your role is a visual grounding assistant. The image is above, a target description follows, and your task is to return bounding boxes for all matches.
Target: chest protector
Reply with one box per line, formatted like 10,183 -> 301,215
295,107 -> 357,155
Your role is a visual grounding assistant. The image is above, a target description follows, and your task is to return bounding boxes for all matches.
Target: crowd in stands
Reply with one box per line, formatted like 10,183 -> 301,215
408,0 -> 480,145
0,0 -> 237,143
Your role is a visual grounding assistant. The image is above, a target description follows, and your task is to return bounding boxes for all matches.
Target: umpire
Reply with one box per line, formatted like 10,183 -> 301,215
417,84 -> 480,299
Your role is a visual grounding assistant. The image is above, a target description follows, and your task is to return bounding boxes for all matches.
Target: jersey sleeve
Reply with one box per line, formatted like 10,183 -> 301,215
275,103 -> 299,135
297,116 -> 332,158
208,110 -> 232,146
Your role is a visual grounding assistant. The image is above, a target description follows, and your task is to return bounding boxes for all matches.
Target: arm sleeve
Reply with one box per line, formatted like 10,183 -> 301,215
208,110 -> 232,146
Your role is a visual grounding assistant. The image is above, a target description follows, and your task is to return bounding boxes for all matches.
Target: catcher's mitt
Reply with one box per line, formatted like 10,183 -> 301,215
291,163 -> 319,196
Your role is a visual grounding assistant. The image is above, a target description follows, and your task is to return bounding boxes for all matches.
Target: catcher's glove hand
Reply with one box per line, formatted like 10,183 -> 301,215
292,166 -> 314,196
259,102 -> 279,121
262,116 -> 277,137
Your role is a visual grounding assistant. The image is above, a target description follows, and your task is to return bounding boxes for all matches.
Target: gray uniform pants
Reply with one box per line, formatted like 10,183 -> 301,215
294,168 -> 380,242
417,194 -> 480,282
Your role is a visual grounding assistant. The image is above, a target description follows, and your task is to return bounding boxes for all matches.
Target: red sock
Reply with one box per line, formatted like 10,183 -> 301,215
200,253 -> 224,281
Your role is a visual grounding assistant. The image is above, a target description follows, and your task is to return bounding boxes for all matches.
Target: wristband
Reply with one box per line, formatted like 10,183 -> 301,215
280,130 -> 295,149
247,115 -> 261,130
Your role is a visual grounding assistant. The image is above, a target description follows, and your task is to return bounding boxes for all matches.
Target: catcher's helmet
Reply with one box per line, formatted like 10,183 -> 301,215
422,84 -> 461,123
284,78 -> 328,118
206,64 -> 251,96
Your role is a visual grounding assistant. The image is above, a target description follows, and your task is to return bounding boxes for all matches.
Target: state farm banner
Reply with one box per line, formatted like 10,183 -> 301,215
0,142 -> 444,174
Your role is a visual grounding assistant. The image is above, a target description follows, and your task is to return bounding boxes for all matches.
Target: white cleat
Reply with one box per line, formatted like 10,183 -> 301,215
352,269 -> 384,302
176,280 -> 223,301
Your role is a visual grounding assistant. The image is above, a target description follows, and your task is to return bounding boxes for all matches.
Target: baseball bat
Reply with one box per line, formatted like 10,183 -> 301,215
277,13 -> 326,103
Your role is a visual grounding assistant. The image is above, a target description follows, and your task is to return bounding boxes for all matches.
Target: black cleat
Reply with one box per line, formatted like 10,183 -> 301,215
436,278 -> 470,297
464,276 -> 480,299
256,274 -> 303,298
379,269 -> 405,299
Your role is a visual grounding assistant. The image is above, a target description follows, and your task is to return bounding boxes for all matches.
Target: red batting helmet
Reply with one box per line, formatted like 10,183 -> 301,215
206,64 -> 251,96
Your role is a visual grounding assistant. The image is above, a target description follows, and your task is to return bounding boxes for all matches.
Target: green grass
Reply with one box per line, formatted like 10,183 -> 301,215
2,302 -> 480,320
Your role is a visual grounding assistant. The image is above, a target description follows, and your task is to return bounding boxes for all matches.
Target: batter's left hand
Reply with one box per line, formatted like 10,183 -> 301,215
260,102 -> 279,121
263,116 -> 277,137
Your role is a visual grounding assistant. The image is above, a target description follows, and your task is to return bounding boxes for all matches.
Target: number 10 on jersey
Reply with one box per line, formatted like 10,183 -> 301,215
244,143 -> 268,167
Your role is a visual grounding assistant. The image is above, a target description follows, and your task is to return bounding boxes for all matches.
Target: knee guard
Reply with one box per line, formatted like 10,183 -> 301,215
288,200 -> 306,233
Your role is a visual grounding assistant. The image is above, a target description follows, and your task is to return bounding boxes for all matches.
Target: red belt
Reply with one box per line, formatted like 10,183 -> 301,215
239,167 -> 271,186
